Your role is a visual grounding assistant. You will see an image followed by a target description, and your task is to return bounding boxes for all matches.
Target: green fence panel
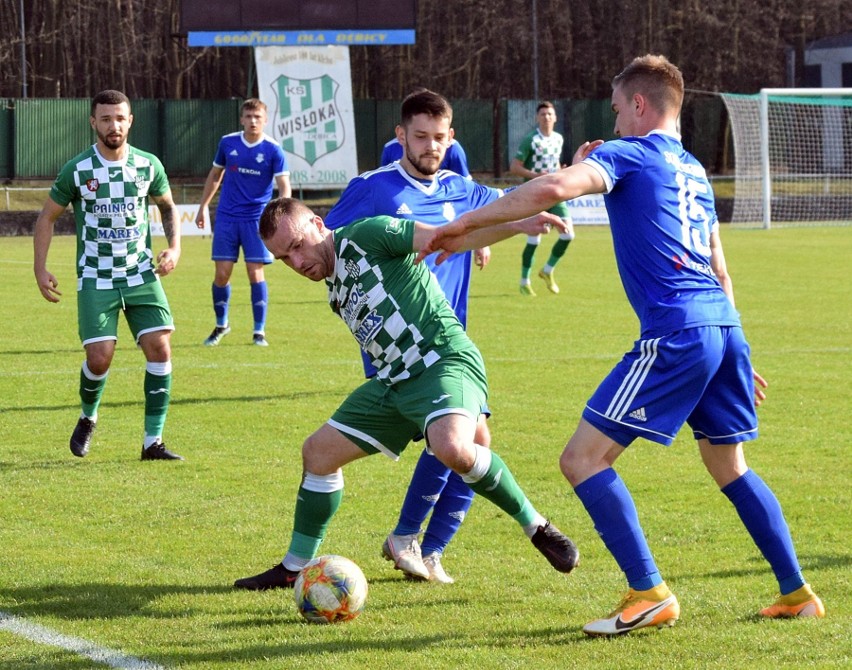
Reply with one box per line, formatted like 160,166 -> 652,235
160,99 -> 242,177
354,98 -> 377,172
450,99 -> 494,173
3,97 -> 726,182
0,99 -> 12,179
15,98 -> 91,178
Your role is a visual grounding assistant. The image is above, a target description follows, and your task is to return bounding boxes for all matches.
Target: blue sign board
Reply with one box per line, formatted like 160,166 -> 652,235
188,30 -> 415,47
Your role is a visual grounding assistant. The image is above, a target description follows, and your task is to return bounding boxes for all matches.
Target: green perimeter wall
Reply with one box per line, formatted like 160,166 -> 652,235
0,96 -> 726,180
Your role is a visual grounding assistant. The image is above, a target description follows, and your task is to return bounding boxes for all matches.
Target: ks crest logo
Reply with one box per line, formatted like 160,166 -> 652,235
270,74 -> 343,166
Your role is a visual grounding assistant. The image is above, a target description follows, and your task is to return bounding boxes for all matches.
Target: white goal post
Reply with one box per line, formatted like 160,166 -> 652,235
721,88 -> 852,228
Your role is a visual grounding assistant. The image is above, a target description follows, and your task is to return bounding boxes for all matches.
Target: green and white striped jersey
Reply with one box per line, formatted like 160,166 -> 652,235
49,144 -> 170,290
514,129 -> 564,176
328,216 -> 476,385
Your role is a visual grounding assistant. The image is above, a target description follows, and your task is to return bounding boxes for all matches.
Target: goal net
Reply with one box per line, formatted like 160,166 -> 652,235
721,88 -> 852,228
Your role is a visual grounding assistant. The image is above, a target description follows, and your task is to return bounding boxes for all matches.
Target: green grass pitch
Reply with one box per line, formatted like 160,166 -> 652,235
0,226 -> 849,668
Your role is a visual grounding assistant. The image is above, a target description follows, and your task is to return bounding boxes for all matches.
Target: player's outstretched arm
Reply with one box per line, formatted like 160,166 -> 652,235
416,163 -> 602,264
413,213 -> 566,265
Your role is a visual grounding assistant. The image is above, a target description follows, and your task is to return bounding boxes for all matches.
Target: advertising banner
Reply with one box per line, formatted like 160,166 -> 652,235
255,46 -> 358,190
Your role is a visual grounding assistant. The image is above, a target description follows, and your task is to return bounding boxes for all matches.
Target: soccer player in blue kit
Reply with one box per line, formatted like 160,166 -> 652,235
419,55 -> 824,634
196,98 -> 291,347
322,90 -> 501,584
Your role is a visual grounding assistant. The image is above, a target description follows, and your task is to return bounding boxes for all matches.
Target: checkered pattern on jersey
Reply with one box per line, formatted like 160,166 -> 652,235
327,220 -> 443,385
52,147 -> 162,290
524,130 -> 564,174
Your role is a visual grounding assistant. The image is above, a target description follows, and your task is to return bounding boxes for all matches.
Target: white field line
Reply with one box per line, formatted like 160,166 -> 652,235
0,610 -> 166,669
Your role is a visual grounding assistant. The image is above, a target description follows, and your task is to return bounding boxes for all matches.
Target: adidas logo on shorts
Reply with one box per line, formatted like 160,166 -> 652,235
628,407 -> 648,422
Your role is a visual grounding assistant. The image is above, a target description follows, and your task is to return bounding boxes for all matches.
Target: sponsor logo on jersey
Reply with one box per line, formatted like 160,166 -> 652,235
85,178 -> 99,192
109,170 -> 122,179
344,259 -> 360,280
384,218 -> 403,235
353,309 -> 383,348
229,149 -> 239,156
237,166 -> 263,176
96,225 -> 142,241
395,203 -> 413,216
341,283 -> 369,325
92,201 -> 138,218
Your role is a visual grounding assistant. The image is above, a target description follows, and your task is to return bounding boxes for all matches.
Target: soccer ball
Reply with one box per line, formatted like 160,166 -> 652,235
294,555 -> 368,624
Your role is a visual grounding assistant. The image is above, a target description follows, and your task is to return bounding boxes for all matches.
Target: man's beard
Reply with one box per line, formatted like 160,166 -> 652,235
405,146 -> 441,176
97,129 -> 125,150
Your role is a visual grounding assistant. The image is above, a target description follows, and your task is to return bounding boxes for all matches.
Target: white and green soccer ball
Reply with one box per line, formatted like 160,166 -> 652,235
294,554 -> 368,624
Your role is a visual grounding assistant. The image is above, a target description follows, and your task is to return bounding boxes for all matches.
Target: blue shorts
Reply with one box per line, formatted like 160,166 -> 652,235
583,326 -> 758,447
211,217 -> 273,264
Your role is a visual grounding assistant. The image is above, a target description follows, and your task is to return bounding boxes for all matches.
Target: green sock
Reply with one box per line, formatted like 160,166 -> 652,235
546,238 -> 571,267
80,365 -> 107,418
467,451 -> 537,527
144,369 -> 171,440
521,243 -> 538,280
288,486 -> 343,560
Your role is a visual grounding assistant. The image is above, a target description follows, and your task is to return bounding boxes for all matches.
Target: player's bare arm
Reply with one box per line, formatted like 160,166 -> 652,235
33,197 -> 67,303
195,166 -> 224,228
277,174 -> 292,199
413,213 -> 565,264
417,164 -> 601,264
152,190 -> 181,275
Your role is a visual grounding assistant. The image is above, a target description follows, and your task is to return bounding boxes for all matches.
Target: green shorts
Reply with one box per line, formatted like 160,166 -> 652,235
328,349 -> 488,460
77,281 -> 174,345
547,201 -> 571,219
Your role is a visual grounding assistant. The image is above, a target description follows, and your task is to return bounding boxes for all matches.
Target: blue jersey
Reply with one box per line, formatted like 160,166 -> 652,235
213,132 -> 288,220
380,138 -> 471,178
584,130 -> 740,338
325,163 -> 502,330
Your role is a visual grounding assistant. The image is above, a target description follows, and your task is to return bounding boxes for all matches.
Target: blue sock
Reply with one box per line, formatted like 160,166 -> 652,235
251,281 -> 268,333
212,283 -> 230,327
420,470 -> 474,556
393,450 -> 451,537
721,469 -> 804,595
574,468 -> 662,591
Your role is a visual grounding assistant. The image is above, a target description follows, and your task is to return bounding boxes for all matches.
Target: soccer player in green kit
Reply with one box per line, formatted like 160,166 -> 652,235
33,89 -> 184,461
233,198 -> 580,589
510,101 -> 575,296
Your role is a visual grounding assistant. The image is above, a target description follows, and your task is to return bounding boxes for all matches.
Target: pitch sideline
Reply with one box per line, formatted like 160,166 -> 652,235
0,610 -> 166,669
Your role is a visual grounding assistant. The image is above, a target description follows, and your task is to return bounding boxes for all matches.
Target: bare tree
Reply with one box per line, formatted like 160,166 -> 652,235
0,0 -> 850,99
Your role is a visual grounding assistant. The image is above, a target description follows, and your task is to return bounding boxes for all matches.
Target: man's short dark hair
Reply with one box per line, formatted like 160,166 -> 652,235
400,89 -> 453,126
91,90 -> 131,116
536,101 -> 555,113
241,98 -> 267,114
259,197 -> 314,240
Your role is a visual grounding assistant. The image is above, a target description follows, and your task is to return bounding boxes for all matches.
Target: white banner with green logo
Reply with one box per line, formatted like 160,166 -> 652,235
255,46 -> 358,190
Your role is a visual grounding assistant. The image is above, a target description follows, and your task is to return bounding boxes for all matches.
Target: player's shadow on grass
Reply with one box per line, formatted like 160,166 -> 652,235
0,391 -> 331,415
0,583 -> 233,621
687,551 -> 851,579
0,347 -> 83,356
